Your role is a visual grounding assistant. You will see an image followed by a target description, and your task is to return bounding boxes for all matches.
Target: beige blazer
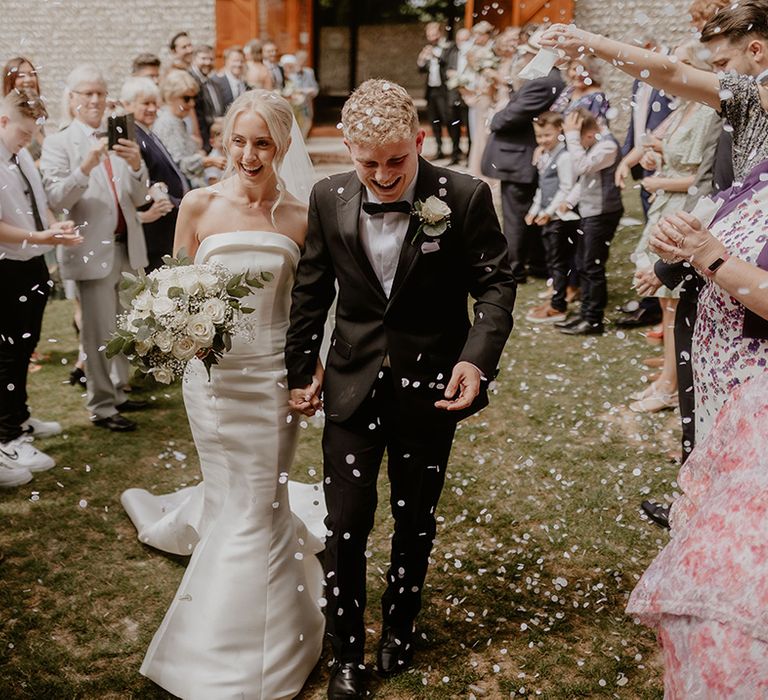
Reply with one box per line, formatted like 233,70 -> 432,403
40,122 -> 149,280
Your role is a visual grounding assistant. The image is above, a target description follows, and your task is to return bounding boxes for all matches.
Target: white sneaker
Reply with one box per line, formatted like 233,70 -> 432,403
0,436 -> 55,473
0,460 -> 33,488
21,417 -> 63,438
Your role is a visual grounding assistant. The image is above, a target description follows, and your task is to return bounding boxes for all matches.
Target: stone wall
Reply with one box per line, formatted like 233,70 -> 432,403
0,0 -> 216,125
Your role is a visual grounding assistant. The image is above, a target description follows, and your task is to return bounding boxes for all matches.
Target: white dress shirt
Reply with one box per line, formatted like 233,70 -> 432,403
358,170 -> 418,298
0,140 -> 52,261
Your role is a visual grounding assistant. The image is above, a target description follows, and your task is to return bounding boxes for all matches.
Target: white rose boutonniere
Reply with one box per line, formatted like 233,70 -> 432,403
412,195 -> 451,244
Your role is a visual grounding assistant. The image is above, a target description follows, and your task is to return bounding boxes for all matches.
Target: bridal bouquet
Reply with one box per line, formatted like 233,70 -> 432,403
106,253 -> 271,384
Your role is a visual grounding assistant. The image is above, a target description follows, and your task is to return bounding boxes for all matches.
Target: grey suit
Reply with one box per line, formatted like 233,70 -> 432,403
40,121 -> 148,420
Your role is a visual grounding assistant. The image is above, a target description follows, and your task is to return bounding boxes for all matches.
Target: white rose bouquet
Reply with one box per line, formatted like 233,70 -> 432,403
106,252 -> 271,384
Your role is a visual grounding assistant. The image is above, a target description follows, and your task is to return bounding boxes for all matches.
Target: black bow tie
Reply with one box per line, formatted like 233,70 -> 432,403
362,200 -> 412,216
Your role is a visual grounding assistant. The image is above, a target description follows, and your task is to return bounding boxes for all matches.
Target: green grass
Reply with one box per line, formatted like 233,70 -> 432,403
0,195 -> 675,699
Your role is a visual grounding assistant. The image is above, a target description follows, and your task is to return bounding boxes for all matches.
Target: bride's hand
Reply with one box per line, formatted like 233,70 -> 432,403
289,364 -> 324,417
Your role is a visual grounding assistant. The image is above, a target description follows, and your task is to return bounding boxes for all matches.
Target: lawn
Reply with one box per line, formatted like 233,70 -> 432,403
0,196 -> 677,699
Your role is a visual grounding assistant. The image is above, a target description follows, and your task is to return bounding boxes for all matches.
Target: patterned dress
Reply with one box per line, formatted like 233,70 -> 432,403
692,186 -> 768,441
627,373 -> 768,698
720,73 -> 768,180
632,102 -> 721,298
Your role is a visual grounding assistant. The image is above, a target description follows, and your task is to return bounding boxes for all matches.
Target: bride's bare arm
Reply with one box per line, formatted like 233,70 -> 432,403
540,25 -> 722,110
173,190 -> 206,258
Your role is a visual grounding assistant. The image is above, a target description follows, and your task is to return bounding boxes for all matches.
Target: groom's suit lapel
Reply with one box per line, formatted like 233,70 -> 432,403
388,158 -> 438,308
335,172 -> 388,301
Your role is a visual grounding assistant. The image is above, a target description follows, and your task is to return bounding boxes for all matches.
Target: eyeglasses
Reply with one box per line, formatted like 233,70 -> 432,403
72,90 -> 108,100
181,94 -> 196,103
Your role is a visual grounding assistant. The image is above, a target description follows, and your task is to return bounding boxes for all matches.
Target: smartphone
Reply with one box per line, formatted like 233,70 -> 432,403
108,113 -> 136,150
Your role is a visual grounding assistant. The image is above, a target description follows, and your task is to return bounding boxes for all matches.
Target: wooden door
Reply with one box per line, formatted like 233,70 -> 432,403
465,0 -> 574,28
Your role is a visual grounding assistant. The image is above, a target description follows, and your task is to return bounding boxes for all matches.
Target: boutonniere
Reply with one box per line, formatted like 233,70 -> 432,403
411,195 -> 451,245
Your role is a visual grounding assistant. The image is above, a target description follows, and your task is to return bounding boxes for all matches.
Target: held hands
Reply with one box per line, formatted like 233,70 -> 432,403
652,212 -> 726,271
633,267 -> 663,296
563,111 -> 583,135
35,220 -> 83,246
435,361 -> 482,412
112,138 -> 142,171
288,361 -> 324,417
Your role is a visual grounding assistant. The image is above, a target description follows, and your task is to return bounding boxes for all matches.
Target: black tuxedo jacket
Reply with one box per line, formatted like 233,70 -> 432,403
417,41 -> 454,90
135,124 -> 188,265
210,73 -> 240,114
481,67 -> 564,184
189,67 -> 224,151
285,158 -> 517,424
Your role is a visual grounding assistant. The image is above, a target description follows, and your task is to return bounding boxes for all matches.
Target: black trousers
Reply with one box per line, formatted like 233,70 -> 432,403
322,369 -> 456,662
425,85 -> 450,155
448,95 -> 469,157
575,210 -> 623,324
675,277 -> 702,462
0,256 -> 50,443
500,181 -> 541,283
541,219 -> 577,312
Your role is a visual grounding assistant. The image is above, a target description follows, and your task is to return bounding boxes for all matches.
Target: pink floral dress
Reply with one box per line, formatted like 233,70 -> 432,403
627,374 -> 768,697
692,186 -> 768,441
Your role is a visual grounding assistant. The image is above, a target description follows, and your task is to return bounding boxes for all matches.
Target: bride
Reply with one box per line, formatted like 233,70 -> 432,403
121,90 -> 326,699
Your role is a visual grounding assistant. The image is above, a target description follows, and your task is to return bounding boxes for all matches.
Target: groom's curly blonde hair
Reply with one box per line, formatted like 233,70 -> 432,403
341,79 -> 419,146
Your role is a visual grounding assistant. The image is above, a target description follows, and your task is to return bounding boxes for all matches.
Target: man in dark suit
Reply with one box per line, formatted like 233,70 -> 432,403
121,77 -> 190,271
481,47 -> 564,283
210,46 -> 247,114
416,21 -> 454,160
285,80 -> 516,700
189,44 -> 224,153
443,27 -> 472,164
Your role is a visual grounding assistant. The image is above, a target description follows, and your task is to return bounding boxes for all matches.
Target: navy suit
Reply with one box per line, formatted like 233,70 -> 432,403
136,124 -> 188,271
482,67 -> 564,281
622,80 -> 673,217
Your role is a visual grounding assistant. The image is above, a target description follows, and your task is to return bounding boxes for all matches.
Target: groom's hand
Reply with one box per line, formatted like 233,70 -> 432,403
289,363 -> 324,416
435,361 -> 482,411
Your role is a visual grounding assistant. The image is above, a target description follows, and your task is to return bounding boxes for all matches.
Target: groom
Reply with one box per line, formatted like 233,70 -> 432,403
285,79 -> 516,699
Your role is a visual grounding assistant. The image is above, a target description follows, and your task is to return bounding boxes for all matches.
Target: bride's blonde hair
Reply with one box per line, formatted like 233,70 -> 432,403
221,89 -> 294,224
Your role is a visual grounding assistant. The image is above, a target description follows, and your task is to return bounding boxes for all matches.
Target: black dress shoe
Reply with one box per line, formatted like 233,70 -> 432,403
377,626 -> 414,677
328,661 -> 366,699
116,399 -> 149,412
93,414 -> 137,432
69,367 -> 86,388
554,315 -> 583,329
615,307 -> 662,328
641,500 -> 671,529
558,320 -> 604,336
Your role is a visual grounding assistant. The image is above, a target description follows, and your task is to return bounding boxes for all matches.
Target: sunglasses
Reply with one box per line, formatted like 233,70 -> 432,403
181,94 -> 196,103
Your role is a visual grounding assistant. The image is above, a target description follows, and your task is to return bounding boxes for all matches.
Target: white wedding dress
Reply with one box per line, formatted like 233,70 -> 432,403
121,231 -> 326,700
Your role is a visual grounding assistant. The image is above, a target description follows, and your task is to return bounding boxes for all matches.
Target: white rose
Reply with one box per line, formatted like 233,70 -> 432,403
150,366 -> 175,384
152,295 -> 176,316
154,331 -> 174,353
169,310 -> 190,330
198,270 -> 221,291
179,268 -> 203,295
171,335 -> 197,361
200,297 -> 227,324
135,338 -> 153,356
186,313 -> 215,346
133,291 -> 153,313
420,196 -> 451,225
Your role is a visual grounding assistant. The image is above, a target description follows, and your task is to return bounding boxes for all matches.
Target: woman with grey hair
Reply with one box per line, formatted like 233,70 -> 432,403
152,70 -> 225,189
551,54 -> 611,123
121,76 -> 188,271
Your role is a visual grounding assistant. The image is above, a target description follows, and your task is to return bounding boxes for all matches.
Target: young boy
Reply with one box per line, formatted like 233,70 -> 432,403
556,108 -> 624,335
525,111 -> 577,323
0,90 -> 80,486
205,118 -> 226,185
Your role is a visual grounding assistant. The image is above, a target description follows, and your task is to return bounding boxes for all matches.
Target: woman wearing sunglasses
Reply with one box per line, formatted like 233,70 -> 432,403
152,70 -> 226,189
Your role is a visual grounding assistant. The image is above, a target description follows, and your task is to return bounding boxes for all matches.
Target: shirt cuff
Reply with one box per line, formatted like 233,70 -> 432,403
74,167 -> 90,187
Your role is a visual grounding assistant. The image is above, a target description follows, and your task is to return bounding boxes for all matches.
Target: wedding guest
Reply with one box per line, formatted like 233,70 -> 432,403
280,53 -> 319,139
40,65 -> 150,431
0,90 -> 81,486
482,36 -> 564,283
204,118 -> 225,185
417,21 -> 454,161
131,53 -> 161,84
189,44 -> 224,153
294,51 -> 319,138
552,55 -> 611,123
471,20 -> 495,48
153,70 -> 225,189
524,112 -> 577,325
168,31 -> 194,71
211,46 -> 247,113
121,77 -> 187,272
627,170 -> 768,695
3,57 -> 45,160
444,27 -> 472,164
618,41 -> 719,413
262,41 -> 284,89
244,39 -> 274,90
555,109 -> 624,335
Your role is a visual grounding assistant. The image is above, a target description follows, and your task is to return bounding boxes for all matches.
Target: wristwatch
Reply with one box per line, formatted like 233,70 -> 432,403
702,252 -> 730,278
